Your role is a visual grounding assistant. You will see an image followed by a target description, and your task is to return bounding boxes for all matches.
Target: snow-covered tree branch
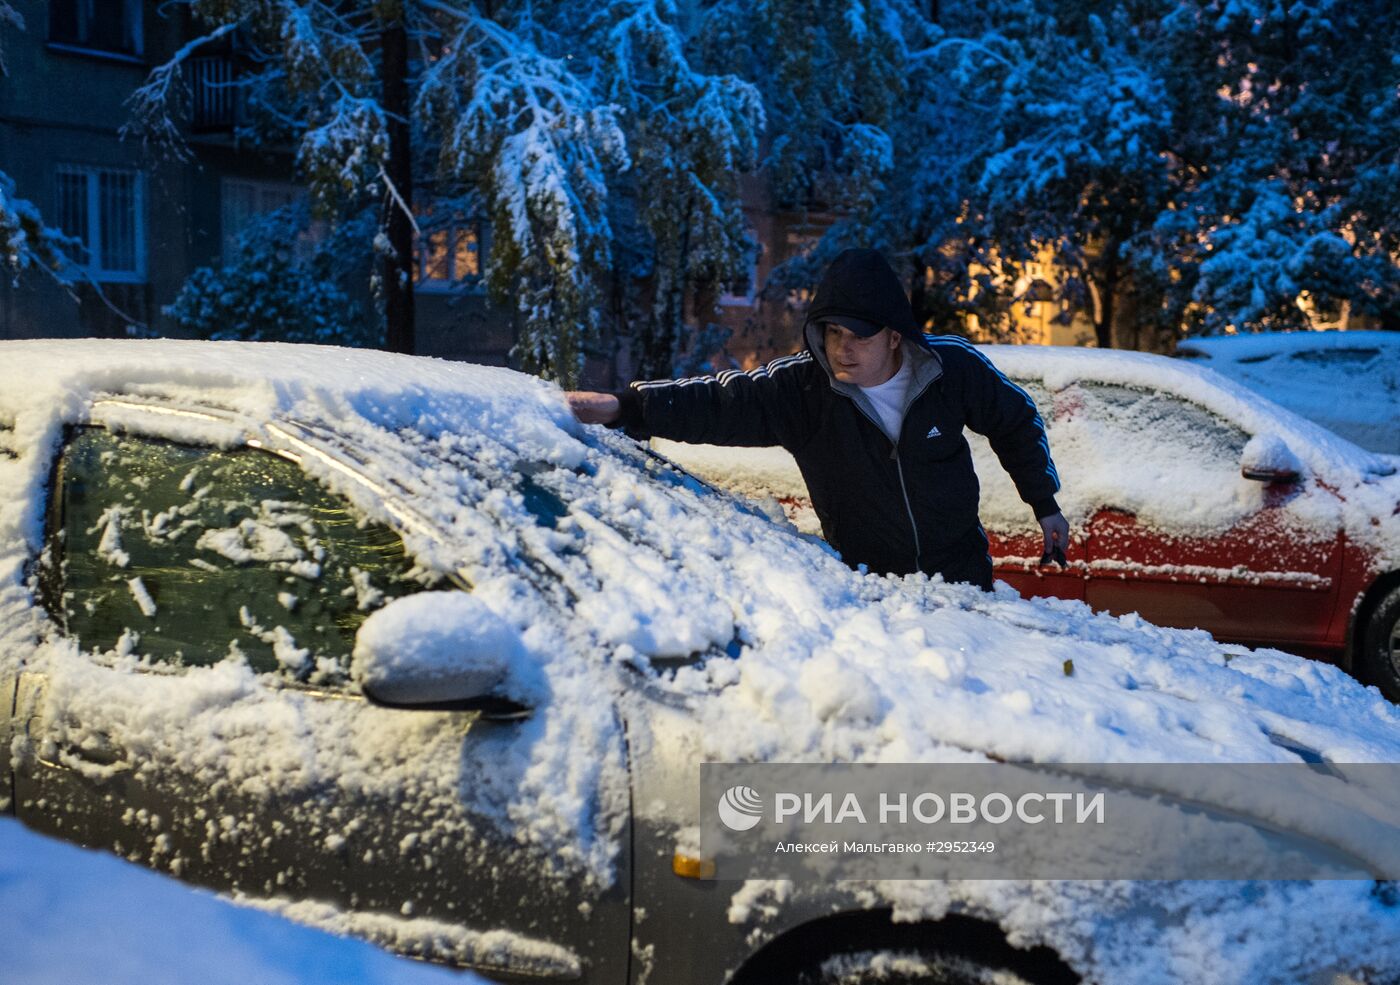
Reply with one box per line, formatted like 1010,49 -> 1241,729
126,0 -> 1400,369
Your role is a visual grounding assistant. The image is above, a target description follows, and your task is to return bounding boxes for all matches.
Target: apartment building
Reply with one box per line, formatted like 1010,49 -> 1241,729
0,0 -> 512,365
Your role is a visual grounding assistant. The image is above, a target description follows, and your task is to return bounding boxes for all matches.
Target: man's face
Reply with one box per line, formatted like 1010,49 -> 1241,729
823,323 -> 903,387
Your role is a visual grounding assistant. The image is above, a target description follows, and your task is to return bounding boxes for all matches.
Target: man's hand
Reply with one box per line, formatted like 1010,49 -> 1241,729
1038,511 -> 1070,568
565,391 -> 621,426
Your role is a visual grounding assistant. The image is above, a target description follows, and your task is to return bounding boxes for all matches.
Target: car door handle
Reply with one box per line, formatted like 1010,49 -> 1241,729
18,671 -> 131,777
35,734 -> 133,777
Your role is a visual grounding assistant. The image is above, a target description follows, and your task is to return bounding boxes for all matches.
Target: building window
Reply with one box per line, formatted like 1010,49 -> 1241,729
415,209 -> 482,291
49,0 -> 143,57
221,179 -> 302,263
54,166 -> 144,282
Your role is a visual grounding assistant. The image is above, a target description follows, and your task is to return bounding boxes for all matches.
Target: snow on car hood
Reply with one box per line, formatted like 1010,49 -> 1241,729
5,340 -> 1400,984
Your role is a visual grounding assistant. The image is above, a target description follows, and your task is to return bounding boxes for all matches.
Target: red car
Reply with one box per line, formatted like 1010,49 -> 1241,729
656,346 -> 1400,701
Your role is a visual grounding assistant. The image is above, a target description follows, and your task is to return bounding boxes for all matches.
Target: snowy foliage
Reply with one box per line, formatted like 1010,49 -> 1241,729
164,204 -> 378,346
0,0 -> 20,74
125,1 -> 1400,366
414,4 -> 630,379
128,1 -> 768,382
875,0 -> 1400,346
596,0 -> 762,376
0,172 -> 67,284
696,0 -> 915,213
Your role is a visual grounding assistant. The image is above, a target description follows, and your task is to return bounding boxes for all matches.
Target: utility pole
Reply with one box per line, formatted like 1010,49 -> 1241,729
381,3 -> 415,354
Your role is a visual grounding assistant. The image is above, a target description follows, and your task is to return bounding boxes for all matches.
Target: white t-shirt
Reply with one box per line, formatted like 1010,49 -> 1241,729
859,356 -> 912,442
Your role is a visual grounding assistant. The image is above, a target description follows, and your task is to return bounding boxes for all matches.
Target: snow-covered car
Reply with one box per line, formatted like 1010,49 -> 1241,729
1175,330 -> 1400,455
658,344 -> 1400,702
6,340 -> 1400,985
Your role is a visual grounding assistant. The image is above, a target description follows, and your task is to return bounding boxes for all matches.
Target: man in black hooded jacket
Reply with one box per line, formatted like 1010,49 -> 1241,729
566,248 -> 1069,591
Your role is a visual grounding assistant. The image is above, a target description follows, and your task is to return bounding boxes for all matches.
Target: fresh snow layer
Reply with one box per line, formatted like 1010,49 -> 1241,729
4,339 -> 1400,985
0,817 -> 473,985
819,949 -> 1032,984
1176,330 -> 1400,455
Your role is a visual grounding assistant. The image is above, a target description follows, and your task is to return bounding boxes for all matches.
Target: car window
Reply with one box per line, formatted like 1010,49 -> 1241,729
43,428 -> 430,682
1287,347 -> 1380,367
1067,383 -> 1249,471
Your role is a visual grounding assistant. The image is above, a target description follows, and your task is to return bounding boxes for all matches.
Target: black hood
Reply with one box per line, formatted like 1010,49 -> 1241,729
803,248 -> 922,344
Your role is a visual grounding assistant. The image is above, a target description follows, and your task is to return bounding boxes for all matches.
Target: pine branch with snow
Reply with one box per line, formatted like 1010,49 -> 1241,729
594,0 -> 762,376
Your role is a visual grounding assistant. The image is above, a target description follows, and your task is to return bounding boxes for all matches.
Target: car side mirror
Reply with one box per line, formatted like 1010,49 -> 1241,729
1240,433 -> 1303,485
353,591 -> 531,712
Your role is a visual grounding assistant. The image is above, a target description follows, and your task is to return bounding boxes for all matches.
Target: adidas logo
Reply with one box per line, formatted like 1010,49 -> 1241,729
925,425 -> 942,438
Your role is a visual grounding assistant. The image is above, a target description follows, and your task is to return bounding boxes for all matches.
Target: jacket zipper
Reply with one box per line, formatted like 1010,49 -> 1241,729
848,374 -> 936,574
892,448 -> 922,571
894,374 -> 941,571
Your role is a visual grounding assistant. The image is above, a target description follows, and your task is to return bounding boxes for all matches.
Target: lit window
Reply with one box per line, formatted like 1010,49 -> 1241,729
54,165 -> 144,282
49,0 -> 143,57
414,207 -> 481,291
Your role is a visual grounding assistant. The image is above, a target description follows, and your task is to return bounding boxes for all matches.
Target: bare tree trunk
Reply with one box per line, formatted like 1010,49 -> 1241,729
381,9 -> 415,354
1095,237 -> 1119,349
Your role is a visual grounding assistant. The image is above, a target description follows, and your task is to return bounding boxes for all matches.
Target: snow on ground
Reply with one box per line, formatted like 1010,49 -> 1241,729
1176,329 -> 1400,455
4,340 -> 1400,984
0,816 -> 471,985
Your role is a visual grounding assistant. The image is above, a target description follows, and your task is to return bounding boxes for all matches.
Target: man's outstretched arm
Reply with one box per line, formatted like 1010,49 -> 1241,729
564,354 -> 816,449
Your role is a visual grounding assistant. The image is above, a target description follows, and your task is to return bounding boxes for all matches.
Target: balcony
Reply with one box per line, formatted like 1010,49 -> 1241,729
187,55 -> 242,132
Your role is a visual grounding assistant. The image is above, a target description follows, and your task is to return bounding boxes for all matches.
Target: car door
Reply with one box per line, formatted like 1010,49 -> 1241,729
16,423 -> 629,981
1062,382 -> 1343,649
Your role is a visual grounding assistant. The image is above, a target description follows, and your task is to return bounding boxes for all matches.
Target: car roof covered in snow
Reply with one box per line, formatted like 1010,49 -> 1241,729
1,337 -> 571,439
1171,331 -> 1400,458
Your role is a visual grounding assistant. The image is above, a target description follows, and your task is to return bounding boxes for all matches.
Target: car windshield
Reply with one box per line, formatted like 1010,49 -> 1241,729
524,441 -> 753,666
308,420 -> 770,672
